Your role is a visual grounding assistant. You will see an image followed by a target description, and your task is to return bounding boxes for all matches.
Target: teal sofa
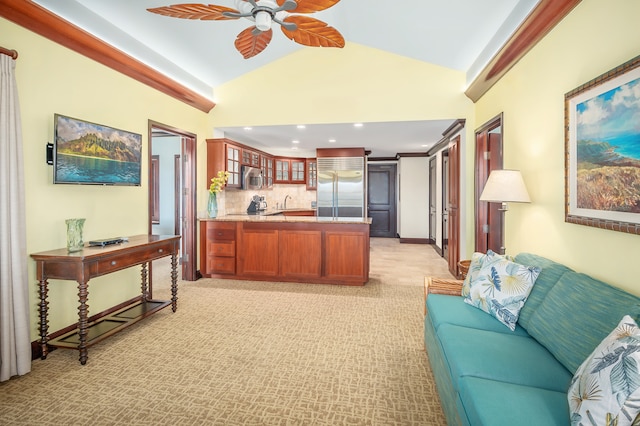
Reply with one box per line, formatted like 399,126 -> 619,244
424,253 -> 640,426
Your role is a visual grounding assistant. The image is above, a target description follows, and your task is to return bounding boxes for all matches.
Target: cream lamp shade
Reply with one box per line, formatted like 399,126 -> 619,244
480,170 -> 531,204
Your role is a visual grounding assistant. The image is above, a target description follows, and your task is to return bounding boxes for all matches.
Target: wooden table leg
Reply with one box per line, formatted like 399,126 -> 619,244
171,252 -> 178,312
38,276 -> 49,360
77,280 -> 89,365
141,262 -> 149,302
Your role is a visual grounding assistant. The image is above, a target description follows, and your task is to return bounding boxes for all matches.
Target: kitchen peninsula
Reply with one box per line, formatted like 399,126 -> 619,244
199,214 -> 371,286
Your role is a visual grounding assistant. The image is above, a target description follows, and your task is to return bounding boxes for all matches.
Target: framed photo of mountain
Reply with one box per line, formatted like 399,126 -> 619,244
53,114 -> 142,186
565,55 -> 640,235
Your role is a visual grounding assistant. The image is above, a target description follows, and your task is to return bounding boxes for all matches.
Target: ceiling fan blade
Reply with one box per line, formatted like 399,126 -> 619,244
281,16 -> 345,48
277,0 -> 341,14
147,4 -> 239,20
235,27 -> 273,59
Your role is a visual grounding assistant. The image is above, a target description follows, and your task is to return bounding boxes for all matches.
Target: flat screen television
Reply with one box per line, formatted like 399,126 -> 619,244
53,114 -> 142,186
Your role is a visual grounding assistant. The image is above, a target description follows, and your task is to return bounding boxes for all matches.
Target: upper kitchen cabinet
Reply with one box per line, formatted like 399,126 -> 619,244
275,158 -> 290,183
306,158 -> 317,190
275,157 -> 306,184
207,138 -> 241,189
291,159 -> 306,183
261,155 -> 274,188
242,148 -> 260,168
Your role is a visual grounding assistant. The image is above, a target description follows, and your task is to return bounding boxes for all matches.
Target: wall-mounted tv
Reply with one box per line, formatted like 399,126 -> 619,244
53,114 -> 142,186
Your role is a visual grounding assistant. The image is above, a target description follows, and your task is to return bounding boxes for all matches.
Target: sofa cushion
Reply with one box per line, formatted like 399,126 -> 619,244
437,323 -> 572,393
459,376 -> 570,426
527,271 -> 640,373
461,250 -> 512,297
427,294 -> 529,337
568,315 -> 640,426
464,257 -> 541,330
513,253 -> 574,330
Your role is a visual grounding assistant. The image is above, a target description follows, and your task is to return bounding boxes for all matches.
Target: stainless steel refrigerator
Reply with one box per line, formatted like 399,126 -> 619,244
317,156 -> 366,218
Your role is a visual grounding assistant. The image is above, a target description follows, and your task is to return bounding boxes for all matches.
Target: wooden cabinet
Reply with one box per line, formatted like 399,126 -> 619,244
324,230 -> 369,282
242,148 -> 260,167
200,219 -> 369,285
291,159 -> 306,183
306,158 -> 317,190
261,155 -> 274,188
275,158 -> 290,183
237,225 -> 279,277
207,139 -> 312,190
279,229 -> 322,279
207,139 -> 242,189
275,157 -> 306,184
200,221 -> 236,276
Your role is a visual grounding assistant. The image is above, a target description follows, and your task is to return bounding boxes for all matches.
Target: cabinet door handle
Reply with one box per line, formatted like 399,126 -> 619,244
111,261 -> 117,266
158,249 -> 164,253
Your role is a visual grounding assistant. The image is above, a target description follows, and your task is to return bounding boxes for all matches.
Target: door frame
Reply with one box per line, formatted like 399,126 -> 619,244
441,150 -> 449,261
474,113 -> 504,253
148,120 -> 198,283
428,157 -> 437,244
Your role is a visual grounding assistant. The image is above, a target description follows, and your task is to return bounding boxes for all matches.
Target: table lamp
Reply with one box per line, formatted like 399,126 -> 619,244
479,169 -> 531,254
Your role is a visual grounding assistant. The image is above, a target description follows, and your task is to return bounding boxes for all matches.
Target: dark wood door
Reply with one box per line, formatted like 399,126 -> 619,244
367,164 -> 397,238
448,136 -> 461,277
475,115 -> 504,254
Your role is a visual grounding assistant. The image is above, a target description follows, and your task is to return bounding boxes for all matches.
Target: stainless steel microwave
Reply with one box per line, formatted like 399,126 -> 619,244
241,166 -> 263,190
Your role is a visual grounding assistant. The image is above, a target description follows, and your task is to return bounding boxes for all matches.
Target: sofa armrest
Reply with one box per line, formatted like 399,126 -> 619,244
424,277 -> 464,315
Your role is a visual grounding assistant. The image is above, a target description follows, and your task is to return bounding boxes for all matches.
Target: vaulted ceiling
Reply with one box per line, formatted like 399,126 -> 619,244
1,0 -> 580,157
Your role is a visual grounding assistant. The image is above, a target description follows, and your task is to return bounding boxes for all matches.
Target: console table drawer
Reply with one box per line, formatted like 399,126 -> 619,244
208,241 -> 235,257
208,256 -> 235,274
96,243 -> 172,275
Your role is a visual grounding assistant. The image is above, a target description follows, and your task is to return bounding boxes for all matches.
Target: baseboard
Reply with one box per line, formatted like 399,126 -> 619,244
31,295 -> 142,360
434,245 -> 443,256
399,238 -> 430,244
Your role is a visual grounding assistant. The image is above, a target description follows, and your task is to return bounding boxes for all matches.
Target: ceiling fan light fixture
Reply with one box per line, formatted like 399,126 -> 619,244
254,10 -> 272,31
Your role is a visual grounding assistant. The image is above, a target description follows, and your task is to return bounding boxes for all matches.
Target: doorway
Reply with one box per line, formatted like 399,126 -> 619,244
474,114 -> 504,253
148,120 -> 198,283
367,163 -> 397,238
428,157 -> 437,244
441,151 -> 449,261
447,135 -> 461,277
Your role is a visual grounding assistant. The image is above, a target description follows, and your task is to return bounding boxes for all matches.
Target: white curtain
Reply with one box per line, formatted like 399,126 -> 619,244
0,54 -> 31,381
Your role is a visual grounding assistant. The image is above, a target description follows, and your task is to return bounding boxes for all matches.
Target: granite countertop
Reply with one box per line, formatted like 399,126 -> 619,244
199,210 -> 372,225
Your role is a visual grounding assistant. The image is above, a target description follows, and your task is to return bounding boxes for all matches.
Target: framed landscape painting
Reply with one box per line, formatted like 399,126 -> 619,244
565,55 -> 640,235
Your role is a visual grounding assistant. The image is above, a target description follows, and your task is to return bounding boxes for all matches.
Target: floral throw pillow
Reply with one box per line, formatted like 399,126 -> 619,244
568,315 -> 640,426
463,257 -> 541,330
461,250 -> 514,298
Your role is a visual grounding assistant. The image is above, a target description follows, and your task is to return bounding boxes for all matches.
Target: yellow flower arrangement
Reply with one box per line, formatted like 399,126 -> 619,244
209,170 -> 230,194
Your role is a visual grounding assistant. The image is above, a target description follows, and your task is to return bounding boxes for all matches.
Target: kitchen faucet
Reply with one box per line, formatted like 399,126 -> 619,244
283,195 -> 291,209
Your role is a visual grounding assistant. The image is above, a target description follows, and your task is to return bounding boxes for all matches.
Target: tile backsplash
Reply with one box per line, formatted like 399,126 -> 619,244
217,184 -> 317,215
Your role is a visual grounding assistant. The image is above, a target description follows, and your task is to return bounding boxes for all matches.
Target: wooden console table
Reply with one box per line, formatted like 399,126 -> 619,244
31,234 -> 180,365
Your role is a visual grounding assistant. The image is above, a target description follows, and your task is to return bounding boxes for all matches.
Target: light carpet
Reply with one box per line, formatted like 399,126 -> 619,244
0,238 -> 451,425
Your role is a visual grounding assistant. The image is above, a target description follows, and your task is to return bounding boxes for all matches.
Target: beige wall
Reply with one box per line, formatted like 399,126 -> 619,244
1,18 -> 210,338
474,0 -> 640,292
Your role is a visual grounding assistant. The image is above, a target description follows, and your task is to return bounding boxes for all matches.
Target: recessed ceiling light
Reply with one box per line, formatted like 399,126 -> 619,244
291,146 -> 299,150
354,123 -> 364,128
292,140 -> 300,144
421,144 -> 429,147
296,125 -> 306,129
329,139 -> 336,143
244,127 -> 252,131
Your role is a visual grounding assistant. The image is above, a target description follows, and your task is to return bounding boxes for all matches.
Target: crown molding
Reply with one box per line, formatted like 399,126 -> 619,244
465,0 -> 581,102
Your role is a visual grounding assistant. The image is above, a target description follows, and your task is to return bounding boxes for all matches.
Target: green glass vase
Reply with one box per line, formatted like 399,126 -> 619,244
65,218 -> 85,252
207,192 -> 218,218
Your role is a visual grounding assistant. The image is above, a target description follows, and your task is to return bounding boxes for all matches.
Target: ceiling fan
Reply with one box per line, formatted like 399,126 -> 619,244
147,0 -> 345,59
